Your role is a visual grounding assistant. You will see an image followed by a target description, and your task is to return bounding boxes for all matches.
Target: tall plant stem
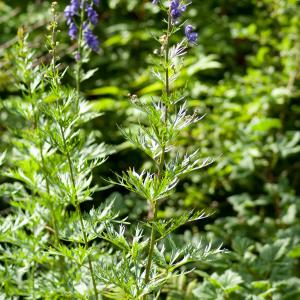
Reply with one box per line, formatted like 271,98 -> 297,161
33,101 -> 60,245
59,124 -> 99,300
51,1 -> 58,88
75,0 -> 86,94
144,11 -> 172,286
39,140 -> 60,244
31,261 -> 36,300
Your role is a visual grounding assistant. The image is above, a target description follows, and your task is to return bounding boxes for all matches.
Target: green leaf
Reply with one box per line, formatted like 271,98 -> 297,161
288,245 -> 300,258
216,270 -> 243,293
86,86 -> 123,96
81,68 -> 98,82
250,118 -> 281,131
187,55 -> 222,76
0,150 -> 6,166
138,82 -> 163,95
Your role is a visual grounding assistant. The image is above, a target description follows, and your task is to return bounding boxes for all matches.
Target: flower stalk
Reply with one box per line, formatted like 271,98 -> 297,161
75,0 -> 85,94
59,123 -> 99,300
144,10 -> 172,285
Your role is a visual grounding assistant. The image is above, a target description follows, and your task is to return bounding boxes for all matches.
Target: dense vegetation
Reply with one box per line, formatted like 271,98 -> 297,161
0,0 -> 300,299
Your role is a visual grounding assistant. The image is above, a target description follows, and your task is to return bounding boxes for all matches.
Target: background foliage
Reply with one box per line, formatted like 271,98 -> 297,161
1,0 -> 300,299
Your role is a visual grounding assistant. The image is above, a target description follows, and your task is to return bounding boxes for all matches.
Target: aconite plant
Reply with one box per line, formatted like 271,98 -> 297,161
0,1 -> 222,299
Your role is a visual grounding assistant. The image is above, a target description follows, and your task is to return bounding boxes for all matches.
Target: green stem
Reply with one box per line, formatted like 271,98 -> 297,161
38,141 -> 60,244
51,2 -> 58,88
144,11 -> 172,287
59,123 -> 99,300
31,262 -> 36,300
75,0 -> 86,94
144,201 -> 158,284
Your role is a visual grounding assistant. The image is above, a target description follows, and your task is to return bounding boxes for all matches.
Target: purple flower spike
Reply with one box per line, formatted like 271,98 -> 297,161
170,0 -> 186,22
68,22 -> 78,40
84,27 -> 100,52
64,0 -> 79,24
65,0 -> 101,52
64,6 -> 74,24
70,0 -> 80,11
87,5 -> 99,25
185,25 -> 198,44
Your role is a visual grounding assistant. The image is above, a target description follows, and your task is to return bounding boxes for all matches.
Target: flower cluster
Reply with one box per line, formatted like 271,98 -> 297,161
185,25 -> 198,44
65,0 -> 100,52
170,0 -> 186,22
152,0 -> 198,45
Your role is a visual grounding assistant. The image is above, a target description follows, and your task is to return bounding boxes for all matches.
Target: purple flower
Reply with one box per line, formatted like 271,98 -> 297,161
152,0 -> 159,4
75,52 -> 81,61
64,6 -> 74,24
68,22 -> 78,40
84,27 -> 100,52
64,0 -> 79,24
185,25 -> 198,44
65,0 -> 101,52
170,0 -> 186,22
71,0 -> 80,11
86,5 -> 99,25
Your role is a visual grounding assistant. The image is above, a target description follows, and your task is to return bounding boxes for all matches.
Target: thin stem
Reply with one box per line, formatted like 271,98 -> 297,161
38,141 -> 60,244
76,0 -> 86,94
51,2 -> 58,88
144,201 -> 158,284
59,123 -> 99,300
33,99 -> 60,244
144,11 -> 172,286
31,262 -> 36,300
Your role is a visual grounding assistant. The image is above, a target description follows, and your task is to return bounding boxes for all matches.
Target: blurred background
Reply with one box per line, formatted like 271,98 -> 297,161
1,0 -> 300,298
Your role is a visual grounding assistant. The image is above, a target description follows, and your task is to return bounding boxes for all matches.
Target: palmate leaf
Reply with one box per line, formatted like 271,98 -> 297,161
130,97 -> 166,128
0,151 -> 6,166
170,101 -> 205,133
88,200 -> 124,238
79,133 -> 115,161
5,168 -> 44,192
95,251 -> 168,300
58,213 -> 98,243
166,150 -> 217,178
88,201 -> 119,225
101,225 -> 130,252
112,168 -> 179,203
49,244 -> 92,266
154,210 -> 209,240
120,126 -> 162,160
95,252 -> 143,299
193,270 -> 243,299
170,242 -> 224,270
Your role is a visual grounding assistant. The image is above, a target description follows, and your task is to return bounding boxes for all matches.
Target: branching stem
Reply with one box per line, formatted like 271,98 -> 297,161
59,123 -> 99,300
76,0 -> 86,94
144,11 -> 172,287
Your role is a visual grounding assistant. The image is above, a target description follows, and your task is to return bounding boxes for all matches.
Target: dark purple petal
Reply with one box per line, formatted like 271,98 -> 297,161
68,22 -> 78,40
64,6 -> 74,24
84,27 -> 100,52
185,25 -> 198,44
71,0 -> 80,11
86,5 -> 99,25
170,0 -> 186,22
64,0 -> 79,24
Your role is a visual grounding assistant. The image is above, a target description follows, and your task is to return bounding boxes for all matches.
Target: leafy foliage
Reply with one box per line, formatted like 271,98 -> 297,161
0,0 -> 300,299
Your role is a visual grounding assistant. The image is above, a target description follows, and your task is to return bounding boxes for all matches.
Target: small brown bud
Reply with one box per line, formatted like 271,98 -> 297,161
159,34 -> 167,45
